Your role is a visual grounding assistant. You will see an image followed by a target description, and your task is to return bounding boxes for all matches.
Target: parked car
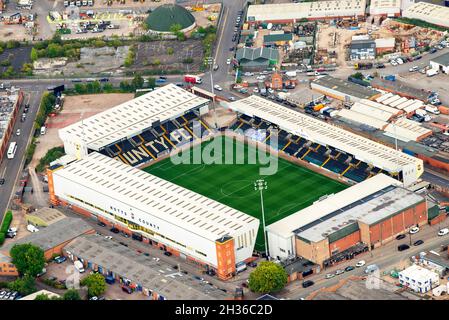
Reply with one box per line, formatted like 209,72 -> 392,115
302,280 -> 314,288
335,269 -> 345,276
355,260 -> 366,268
164,251 -> 172,257
438,228 -> 449,236
121,286 -> 132,294
104,236 -> 112,240
344,266 -> 355,272
413,240 -> 424,246
54,256 -> 67,264
409,227 -> 420,234
409,66 -> 419,72
325,273 -> 335,279
396,234 -> 406,240
16,129 -> 20,136
248,261 -> 257,268
0,178 -> 4,185
213,84 -> 223,91
110,227 -> 119,233
98,221 -> 106,227
398,244 -> 410,251
429,48 -> 437,54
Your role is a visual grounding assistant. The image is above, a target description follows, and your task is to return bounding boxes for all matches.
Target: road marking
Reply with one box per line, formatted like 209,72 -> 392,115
214,6 -> 228,62
1,167 -> 6,179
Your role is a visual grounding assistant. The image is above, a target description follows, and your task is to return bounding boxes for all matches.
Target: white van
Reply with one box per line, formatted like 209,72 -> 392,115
40,126 -> 46,135
425,105 -> 440,115
74,260 -> 85,273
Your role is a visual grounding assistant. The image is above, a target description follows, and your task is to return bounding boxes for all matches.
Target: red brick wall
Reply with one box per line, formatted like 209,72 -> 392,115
329,230 -> 361,255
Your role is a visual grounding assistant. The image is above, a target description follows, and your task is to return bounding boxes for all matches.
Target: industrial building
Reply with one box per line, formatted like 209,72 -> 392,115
227,95 -> 423,186
2,217 -> 95,260
63,234 -> 231,300
383,118 -> 432,142
349,39 -> 376,60
48,152 -> 259,280
311,76 -> 381,102
337,108 -> 388,130
369,0 -> 401,17
430,52 -> 449,75
399,265 -> 439,293
235,47 -> 279,71
375,38 -> 396,54
266,174 -> 428,267
0,90 -> 24,161
350,99 -> 401,122
246,0 -> 367,24
402,2 -> 449,29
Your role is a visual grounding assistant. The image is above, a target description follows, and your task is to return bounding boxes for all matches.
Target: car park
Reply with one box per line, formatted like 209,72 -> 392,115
409,227 -> 420,234
396,234 -> 406,240
398,244 -> 410,251
438,228 -> 449,236
413,240 -> 424,246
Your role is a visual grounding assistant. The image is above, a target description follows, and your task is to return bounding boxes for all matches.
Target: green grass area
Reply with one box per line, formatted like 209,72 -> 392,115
144,136 -> 347,251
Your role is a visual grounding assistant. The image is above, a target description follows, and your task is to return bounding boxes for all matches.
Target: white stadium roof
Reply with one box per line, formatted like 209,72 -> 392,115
227,95 -> 420,173
246,0 -> 366,22
59,84 -> 209,151
402,2 -> 449,29
53,152 -> 257,242
267,174 -> 401,238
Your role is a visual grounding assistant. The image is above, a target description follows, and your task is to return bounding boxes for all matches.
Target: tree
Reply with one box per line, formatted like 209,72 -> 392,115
30,47 -> 38,61
169,23 -> 182,33
145,77 -> 156,89
167,47 -> 174,55
81,274 -> 106,297
132,75 -> 144,89
63,289 -> 81,300
34,293 -> 50,300
10,243 -> 45,277
352,72 -> 364,80
8,275 -> 36,296
248,261 -> 288,294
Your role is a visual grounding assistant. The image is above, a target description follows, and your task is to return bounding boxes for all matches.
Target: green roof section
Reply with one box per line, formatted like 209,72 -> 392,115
236,47 -> 279,62
146,4 -> 196,32
263,33 -> 293,44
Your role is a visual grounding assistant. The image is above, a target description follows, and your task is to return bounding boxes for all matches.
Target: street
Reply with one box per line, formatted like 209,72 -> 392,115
0,90 -> 43,222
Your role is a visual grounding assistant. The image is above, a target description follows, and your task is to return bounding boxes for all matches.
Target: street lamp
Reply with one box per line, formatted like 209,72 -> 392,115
254,179 -> 268,259
205,56 -> 218,128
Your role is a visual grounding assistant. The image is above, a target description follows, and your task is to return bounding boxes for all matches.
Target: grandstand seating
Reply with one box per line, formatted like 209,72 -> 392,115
99,109 -> 211,167
229,112 -> 384,184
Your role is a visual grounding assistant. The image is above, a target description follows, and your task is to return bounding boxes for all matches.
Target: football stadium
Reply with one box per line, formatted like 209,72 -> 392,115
48,84 -> 425,278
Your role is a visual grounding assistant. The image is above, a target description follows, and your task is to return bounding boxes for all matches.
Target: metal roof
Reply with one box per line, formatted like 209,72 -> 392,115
383,118 -> 432,142
431,52 -> 449,67
64,234 -> 230,300
236,47 -> 279,62
59,84 -> 209,151
227,95 -> 421,172
54,152 -> 257,242
247,0 -> 366,22
350,99 -> 398,122
337,108 -> 388,129
403,2 -> 449,29
3,217 -> 93,252
295,184 -> 425,243
266,174 -> 401,238
263,33 -> 293,44
312,75 -> 381,100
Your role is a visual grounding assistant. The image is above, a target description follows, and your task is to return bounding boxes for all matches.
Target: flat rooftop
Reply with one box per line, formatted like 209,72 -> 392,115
295,184 -> 425,243
227,95 -> 422,173
58,84 -> 209,151
2,217 -> 93,253
0,91 -> 20,154
266,174 -> 401,238
64,234 -> 230,300
312,75 -> 380,100
53,152 -> 257,241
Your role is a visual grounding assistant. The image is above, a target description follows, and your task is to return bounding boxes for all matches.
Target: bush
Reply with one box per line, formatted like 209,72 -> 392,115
25,139 -> 37,165
0,233 -> 5,246
36,146 -> 65,172
182,57 -> 193,64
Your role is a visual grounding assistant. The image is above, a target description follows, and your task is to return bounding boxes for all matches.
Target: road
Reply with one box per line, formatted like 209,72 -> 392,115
282,221 -> 449,300
0,90 -> 42,221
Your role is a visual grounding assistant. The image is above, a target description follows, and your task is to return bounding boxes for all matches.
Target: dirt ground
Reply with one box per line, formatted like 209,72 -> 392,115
32,93 -> 133,163
0,24 -> 32,42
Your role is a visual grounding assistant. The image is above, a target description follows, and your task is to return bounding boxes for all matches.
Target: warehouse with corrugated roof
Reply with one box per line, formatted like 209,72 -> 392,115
402,2 -> 449,29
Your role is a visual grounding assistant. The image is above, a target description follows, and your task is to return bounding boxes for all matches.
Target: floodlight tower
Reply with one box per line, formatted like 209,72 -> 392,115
205,56 -> 218,128
254,179 -> 268,259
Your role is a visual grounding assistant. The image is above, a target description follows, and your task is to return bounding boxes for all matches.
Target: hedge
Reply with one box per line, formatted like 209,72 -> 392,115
0,210 -> 13,234
0,233 -> 5,246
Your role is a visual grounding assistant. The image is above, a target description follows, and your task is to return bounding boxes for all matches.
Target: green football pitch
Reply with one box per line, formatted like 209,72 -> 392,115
144,136 -> 347,251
